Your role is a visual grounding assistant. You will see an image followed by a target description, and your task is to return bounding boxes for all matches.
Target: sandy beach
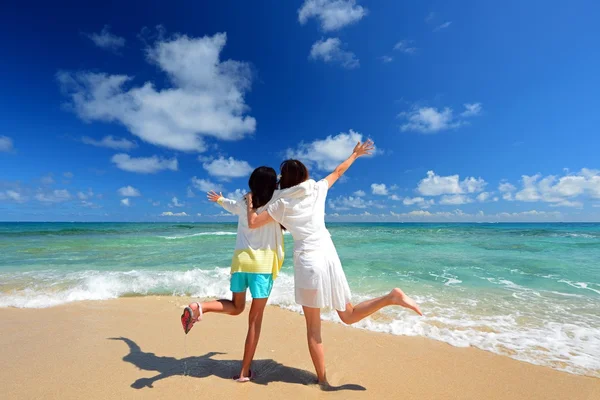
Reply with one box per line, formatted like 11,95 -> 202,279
0,297 -> 598,400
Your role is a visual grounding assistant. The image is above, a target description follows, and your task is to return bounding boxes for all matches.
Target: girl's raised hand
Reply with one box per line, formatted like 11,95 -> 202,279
352,139 -> 375,158
207,191 -> 223,203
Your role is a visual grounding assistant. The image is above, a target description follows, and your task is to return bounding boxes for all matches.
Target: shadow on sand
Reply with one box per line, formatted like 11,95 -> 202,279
109,337 -> 366,392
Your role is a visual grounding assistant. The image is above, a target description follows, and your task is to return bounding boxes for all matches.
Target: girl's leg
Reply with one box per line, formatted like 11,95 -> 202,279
303,306 -> 327,384
238,298 -> 268,378
337,288 -> 422,325
188,291 -> 246,319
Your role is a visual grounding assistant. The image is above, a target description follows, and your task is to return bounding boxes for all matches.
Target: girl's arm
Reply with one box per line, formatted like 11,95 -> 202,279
325,139 -> 374,188
207,190 -> 243,215
246,193 -> 276,229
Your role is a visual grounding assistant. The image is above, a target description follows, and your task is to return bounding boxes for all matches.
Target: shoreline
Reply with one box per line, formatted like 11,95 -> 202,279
1,296 -> 598,400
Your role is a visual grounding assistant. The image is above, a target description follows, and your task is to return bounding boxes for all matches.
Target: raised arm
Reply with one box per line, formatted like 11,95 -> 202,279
325,139 -> 374,188
207,190 -> 242,215
246,193 -> 275,229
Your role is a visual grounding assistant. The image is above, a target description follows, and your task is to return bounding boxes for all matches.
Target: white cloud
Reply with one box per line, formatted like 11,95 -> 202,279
203,157 -> 253,180
118,186 -> 141,197
121,198 -> 130,207
227,189 -> 246,200
393,40 -> 417,54
111,154 -> 177,174
0,190 -> 25,203
371,183 -> 388,196
434,21 -> 452,32
286,129 -> 375,171
191,177 -> 224,193
388,194 -> 401,201
461,103 -> 482,117
41,174 -> 55,185
58,32 -> 255,152
386,209 -> 562,222
354,190 -> 366,197
439,194 -> 473,205
476,192 -> 491,202
380,56 -> 393,63
328,195 -> 368,210
169,197 -> 184,208
36,189 -> 71,203
161,211 -> 189,217
399,103 -> 481,134
309,38 -> 359,69
507,169 -> 600,207
77,189 -> 94,200
82,135 -> 137,150
403,196 -> 434,208
298,0 -> 367,31
417,171 -> 486,196
86,25 -> 125,51
197,213 -> 203,216
0,136 -> 14,152
187,187 -> 195,198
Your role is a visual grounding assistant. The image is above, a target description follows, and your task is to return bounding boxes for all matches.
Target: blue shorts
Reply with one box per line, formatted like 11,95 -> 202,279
230,272 -> 273,299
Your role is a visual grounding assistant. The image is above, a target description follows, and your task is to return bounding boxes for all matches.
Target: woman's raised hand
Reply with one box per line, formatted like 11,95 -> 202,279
352,139 -> 375,158
207,191 -> 223,202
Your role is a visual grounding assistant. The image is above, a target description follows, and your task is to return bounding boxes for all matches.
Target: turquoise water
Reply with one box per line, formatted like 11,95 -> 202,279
1,222 -> 599,377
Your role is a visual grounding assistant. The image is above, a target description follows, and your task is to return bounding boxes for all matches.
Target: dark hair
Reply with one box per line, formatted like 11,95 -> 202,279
279,159 -> 309,190
248,166 -> 278,209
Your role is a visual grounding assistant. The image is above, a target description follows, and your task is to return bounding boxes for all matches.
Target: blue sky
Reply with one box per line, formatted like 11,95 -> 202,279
1,0 -> 600,222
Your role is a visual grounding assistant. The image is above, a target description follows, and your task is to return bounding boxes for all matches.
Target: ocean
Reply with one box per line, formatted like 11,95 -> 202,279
0,222 -> 598,377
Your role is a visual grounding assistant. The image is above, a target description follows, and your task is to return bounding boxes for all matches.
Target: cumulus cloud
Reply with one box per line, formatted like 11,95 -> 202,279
118,186 -> 141,197
111,154 -> 177,174
371,183 -> 388,196
298,0 -> 367,31
77,189 -> 94,200
506,169 -> 600,208
386,209 -> 562,222
0,189 -> 26,203
82,135 -> 137,150
439,194 -> 473,205
434,21 -> 452,32
227,189 -> 246,200
354,190 -> 366,197
191,177 -> 224,193
169,197 -> 184,208
202,157 -> 253,180
286,130 -> 375,171
393,40 -> 417,54
161,211 -> 189,217
328,195 -> 367,210
40,174 -> 55,185
417,171 -> 486,196
380,56 -> 393,63
85,25 -> 125,51
461,103 -> 482,117
121,198 -> 130,207
399,104 -> 482,134
309,38 -> 359,69
0,136 -> 14,152
36,189 -> 71,203
58,32 -> 256,152
402,197 -> 434,208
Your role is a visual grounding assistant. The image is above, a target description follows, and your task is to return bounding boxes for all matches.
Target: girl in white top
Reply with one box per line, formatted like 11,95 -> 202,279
180,166 -> 284,382
246,140 -> 422,385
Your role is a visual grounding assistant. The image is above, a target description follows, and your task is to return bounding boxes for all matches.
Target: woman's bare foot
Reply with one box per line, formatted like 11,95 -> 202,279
389,288 -> 423,316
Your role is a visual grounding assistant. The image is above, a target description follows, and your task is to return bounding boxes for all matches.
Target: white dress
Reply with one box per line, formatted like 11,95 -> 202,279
267,179 -> 352,311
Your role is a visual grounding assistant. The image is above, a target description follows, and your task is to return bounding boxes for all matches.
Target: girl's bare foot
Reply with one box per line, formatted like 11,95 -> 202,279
389,288 -> 423,316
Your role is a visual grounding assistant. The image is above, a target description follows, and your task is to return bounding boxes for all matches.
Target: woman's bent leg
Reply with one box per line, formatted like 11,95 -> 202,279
238,298 -> 268,378
337,288 -> 422,325
303,306 -> 327,384
189,291 -> 247,318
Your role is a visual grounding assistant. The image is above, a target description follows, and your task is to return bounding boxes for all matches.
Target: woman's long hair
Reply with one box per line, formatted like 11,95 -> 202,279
248,166 -> 278,209
279,159 -> 309,189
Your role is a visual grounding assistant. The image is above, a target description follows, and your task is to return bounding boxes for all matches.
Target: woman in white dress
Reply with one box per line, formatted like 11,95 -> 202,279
246,140 -> 422,385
